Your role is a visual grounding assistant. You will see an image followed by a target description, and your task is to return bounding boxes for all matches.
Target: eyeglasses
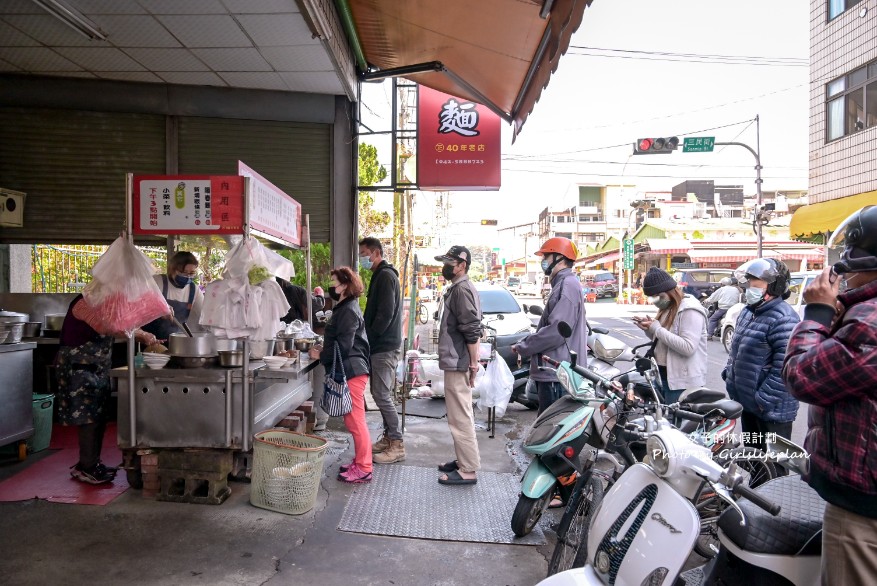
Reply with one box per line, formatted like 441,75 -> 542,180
180,270 -> 198,278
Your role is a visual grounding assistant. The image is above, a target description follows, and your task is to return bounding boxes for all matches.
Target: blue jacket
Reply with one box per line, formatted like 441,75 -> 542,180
723,297 -> 800,422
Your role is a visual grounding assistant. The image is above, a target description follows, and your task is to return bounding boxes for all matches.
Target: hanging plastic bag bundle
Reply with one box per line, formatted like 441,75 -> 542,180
74,236 -> 170,335
476,357 -> 515,418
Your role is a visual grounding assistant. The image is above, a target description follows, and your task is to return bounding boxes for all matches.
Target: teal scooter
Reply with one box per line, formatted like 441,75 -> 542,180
511,322 -> 615,537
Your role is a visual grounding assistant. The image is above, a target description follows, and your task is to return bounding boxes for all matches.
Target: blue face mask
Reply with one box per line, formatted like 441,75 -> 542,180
173,275 -> 193,288
745,286 -> 765,306
540,259 -> 551,274
359,255 -> 373,270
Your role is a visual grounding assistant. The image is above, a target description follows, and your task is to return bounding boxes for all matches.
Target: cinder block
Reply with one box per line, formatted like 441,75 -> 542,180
156,468 -> 231,505
140,453 -> 159,467
299,401 -> 314,414
158,449 -> 234,475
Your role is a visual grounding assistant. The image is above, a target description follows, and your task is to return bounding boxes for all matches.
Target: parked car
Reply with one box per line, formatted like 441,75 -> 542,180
506,276 -> 521,294
718,270 -> 820,352
432,283 -> 535,339
518,279 -> 539,296
671,268 -> 734,298
579,270 -> 618,299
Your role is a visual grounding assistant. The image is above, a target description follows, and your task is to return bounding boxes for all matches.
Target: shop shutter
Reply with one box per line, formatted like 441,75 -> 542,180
178,117 -> 331,244
0,107 -> 165,244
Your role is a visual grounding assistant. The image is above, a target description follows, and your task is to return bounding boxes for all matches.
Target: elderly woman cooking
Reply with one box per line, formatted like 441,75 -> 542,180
308,266 -> 372,483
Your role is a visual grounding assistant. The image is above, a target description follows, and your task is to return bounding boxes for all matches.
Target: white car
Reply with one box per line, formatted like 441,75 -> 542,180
719,271 -> 820,353
431,283 -> 535,339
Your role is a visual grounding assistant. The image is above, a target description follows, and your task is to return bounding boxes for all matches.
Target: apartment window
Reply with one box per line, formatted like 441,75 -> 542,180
826,62 -> 877,141
829,0 -> 861,20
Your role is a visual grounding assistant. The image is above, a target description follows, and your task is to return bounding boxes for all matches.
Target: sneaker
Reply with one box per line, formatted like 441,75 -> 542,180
95,462 -> 118,478
70,463 -> 115,485
313,421 -> 327,432
372,434 -> 391,453
339,459 -> 355,473
373,439 -> 405,464
338,463 -> 372,484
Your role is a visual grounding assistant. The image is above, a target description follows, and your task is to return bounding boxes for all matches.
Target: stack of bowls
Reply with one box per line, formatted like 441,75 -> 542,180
262,356 -> 287,370
142,352 -> 171,370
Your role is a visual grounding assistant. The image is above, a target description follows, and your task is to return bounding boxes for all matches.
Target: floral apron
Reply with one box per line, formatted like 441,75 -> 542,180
56,336 -> 114,426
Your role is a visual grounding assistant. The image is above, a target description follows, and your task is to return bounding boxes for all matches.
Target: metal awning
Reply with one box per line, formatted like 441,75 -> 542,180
582,251 -> 619,267
789,191 -> 877,238
643,239 -> 691,254
348,0 -> 593,137
688,248 -> 823,263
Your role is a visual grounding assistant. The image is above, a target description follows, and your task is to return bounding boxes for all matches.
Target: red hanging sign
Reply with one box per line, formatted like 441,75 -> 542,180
132,175 -> 244,235
417,86 -> 501,190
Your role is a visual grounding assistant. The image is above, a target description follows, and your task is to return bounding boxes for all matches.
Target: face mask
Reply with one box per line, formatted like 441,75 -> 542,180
328,286 -> 341,301
442,264 -> 456,281
648,295 -> 671,310
540,258 -> 551,274
173,275 -> 192,288
745,286 -> 765,306
359,255 -> 373,270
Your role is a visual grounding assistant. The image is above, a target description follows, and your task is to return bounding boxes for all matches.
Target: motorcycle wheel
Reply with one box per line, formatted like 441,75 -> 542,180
722,325 -> 735,353
511,489 -> 553,537
694,447 -> 777,559
547,471 -> 604,576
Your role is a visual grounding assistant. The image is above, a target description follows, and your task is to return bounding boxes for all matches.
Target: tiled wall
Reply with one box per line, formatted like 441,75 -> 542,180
810,0 -> 877,203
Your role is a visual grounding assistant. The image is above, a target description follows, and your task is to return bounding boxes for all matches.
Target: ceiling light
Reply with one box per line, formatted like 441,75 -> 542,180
31,0 -> 108,41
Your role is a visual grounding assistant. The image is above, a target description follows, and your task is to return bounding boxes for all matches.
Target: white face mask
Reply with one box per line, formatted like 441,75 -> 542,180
648,294 -> 671,309
745,286 -> 766,306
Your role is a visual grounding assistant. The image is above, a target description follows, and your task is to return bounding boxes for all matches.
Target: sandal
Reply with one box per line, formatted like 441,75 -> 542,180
437,460 -> 459,473
438,470 -> 477,485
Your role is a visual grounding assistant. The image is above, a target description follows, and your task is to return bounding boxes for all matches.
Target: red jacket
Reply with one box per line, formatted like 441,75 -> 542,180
783,278 -> 877,517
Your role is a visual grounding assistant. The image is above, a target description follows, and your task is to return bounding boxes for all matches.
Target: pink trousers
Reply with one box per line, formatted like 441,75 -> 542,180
343,374 -> 372,473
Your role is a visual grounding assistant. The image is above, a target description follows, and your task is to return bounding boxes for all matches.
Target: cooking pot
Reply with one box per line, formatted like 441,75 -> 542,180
23,322 -> 42,337
294,338 -> 315,352
0,322 -> 24,344
45,313 -> 66,331
215,338 -> 243,352
0,310 -> 28,324
218,350 -> 244,367
172,355 -> 218,369
168,332 -> 217,357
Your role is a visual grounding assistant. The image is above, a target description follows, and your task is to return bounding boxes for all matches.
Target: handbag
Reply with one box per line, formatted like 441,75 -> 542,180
321,343 -> 353,417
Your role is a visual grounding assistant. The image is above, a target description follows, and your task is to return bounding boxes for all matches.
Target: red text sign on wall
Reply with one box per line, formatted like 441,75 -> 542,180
417,86 -> 501,190
238,161 -> 302,247
132,175 -> 244,234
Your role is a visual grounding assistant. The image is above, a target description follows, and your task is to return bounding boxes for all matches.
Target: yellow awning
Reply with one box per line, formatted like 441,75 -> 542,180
790,192 -> 877,237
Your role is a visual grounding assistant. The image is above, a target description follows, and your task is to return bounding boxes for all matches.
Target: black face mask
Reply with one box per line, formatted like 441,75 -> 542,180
328,287 -> 341,301
442,264 -> 456,281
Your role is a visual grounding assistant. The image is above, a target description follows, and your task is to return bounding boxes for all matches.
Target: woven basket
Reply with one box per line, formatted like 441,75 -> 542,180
250,429 -> 328,515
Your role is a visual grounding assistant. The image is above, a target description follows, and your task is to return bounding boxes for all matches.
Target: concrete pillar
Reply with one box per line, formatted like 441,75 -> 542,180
9,244 -> 32,292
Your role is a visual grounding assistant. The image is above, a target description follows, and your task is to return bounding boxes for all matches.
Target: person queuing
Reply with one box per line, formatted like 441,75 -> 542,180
722,258 -> 799,452
58,295 -> 157,484
142,251 -> 204,340
276,277 -> 326,324
512,237 -> 588,414
358,237 -> 405,465
309,267 -> 372,483
783,206 -> 877,585
434,245 -> 482,486
633,267 -> 708,404
703,277 -> 742,340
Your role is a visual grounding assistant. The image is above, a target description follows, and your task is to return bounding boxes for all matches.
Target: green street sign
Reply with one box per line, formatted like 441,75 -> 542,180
682,136 -> 715,153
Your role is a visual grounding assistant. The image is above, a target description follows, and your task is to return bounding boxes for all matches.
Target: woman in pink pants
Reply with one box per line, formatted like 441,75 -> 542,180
309,267 -> 373,483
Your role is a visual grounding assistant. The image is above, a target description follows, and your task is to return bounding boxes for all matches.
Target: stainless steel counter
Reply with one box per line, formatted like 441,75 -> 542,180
0,342 -> 37,450
111,358 -> 319,450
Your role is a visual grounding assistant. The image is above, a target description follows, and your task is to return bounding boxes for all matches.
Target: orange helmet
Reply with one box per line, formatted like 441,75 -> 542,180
535,237 -> 578,261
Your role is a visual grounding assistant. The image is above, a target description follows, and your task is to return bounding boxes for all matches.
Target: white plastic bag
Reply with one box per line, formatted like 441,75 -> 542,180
477,358 -> 515,418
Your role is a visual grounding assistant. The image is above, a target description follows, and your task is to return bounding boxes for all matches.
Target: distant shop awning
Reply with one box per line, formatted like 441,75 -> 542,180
349,0 -> 594,138
789,191 -> 877,238
688,248 -> 823,263
583,251 -> 620,267
643,239 -> 691,255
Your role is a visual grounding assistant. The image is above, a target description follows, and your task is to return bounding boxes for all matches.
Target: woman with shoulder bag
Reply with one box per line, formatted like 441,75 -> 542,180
633,267 -> 709,404
308,267 -> 372,483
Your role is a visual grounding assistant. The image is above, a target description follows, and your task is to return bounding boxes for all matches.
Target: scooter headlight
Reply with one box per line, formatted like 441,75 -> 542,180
556,367 -> 572,393
594,337 -> 623,361
647,435 -> 670,477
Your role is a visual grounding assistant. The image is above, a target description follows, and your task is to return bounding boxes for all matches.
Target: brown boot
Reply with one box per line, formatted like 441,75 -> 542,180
373,439 -> 405,464
372,435 -> 391,453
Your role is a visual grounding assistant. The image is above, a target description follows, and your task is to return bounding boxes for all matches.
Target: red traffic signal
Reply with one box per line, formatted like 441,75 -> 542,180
633,136 -> 679,155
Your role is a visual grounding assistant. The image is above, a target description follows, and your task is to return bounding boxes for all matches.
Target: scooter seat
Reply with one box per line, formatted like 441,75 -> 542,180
682,388 -> 726,403
688,399 -> 743,419
719,475 -> 825,556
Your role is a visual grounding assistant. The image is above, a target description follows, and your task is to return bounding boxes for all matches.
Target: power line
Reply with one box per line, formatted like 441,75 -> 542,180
568,46 -> 808,67
500,167 -> 805,180
501,156 -> 805,170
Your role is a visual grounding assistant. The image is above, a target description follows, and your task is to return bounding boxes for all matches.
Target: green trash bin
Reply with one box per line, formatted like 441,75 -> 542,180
26,394 -> 54,453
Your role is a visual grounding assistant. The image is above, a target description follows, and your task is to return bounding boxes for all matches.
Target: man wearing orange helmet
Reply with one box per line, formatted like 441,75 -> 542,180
513,237 -> 588,414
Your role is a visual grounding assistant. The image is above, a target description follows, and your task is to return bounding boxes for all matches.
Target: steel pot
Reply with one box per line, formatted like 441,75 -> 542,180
249,340 -> 275,359
0,310 -> 28,324
274,337 -> 292,353
293,338 -> 315,352
215,338 -> 243,352
218,350 -> 244,367
23,322 -> 42,337
172,355 -> 218,369
45,313 -> 66,330
168,332 -> 217,357
0,322 -> 24,344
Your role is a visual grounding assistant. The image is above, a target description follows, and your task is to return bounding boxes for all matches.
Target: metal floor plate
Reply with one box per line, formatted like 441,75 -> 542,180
338,464 -> 545,545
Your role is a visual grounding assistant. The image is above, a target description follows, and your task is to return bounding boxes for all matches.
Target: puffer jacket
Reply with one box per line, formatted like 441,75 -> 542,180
437,275 -> 482,371
783,278 -> 877,517
516,268 -> 588,382
320,296 -> 370,378
723,297 -> 799,422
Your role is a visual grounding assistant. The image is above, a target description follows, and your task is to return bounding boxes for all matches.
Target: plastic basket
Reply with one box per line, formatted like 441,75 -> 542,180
26,394 -> 54,453
250,429 -> 328,515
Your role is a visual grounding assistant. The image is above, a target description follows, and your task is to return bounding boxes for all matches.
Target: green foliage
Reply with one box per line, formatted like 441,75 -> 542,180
278,243 -> 333,291
358,143 -> 391,237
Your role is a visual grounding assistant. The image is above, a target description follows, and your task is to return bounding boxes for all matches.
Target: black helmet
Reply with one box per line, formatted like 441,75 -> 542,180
829,206 -> 877,274
734,257 -> 791,298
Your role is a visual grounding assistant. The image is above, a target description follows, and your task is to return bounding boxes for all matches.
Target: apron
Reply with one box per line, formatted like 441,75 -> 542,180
56,336 -> 114,426
142,275 -> 196,340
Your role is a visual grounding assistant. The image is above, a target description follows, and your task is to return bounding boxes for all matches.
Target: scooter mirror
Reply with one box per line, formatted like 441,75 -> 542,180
528,304 -> 544,316
635,357 -> 652,373
558,321 -> 572,338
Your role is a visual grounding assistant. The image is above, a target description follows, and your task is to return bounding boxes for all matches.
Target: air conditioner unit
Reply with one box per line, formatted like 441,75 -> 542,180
0,188 -> 26,227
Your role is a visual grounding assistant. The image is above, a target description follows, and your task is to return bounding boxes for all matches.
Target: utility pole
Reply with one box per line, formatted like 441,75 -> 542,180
715,115 -> 764,257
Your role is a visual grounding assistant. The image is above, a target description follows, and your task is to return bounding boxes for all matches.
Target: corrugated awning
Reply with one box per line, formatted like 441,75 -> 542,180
688,248 -> 823,263
789,191 -> 877,237
583,251 -> 620,267
643,239 -> 691,254
348,0 -> 593,138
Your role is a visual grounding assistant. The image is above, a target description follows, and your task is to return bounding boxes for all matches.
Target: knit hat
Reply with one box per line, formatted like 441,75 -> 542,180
642,267 -> 677,296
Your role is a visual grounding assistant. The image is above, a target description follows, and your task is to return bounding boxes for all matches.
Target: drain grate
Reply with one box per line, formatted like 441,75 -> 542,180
338,464 -> 545,545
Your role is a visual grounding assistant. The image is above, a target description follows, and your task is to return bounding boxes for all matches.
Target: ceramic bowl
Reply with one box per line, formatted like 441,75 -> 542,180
262,356 -> 287,370
142,352 -> 171,369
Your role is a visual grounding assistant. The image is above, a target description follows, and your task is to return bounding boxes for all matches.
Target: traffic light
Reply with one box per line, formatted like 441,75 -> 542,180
480,219 -> 498,226
633,136 -> 679,155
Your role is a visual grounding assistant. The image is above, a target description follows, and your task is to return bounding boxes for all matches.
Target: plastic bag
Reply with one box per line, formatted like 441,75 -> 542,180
476,358 -> 515,418
223,237 -> 294,281
76,236 -> 170,334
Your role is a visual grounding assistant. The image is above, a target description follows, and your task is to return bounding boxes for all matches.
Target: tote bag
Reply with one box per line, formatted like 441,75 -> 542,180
321,343 -> 352,417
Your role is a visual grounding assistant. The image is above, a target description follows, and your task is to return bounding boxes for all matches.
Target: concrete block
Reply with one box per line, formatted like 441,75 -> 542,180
156,468 -> 231,505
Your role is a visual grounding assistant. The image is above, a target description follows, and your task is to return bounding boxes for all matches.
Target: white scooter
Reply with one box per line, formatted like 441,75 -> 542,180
538,428 -> 823,586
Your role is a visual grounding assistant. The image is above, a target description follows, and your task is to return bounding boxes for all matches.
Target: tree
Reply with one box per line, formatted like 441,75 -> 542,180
358,143 -> 390,237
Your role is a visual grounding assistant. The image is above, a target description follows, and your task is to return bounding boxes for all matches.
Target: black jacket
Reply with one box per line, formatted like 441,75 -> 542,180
320,296 -> 370,378
362,261 -> 402,354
